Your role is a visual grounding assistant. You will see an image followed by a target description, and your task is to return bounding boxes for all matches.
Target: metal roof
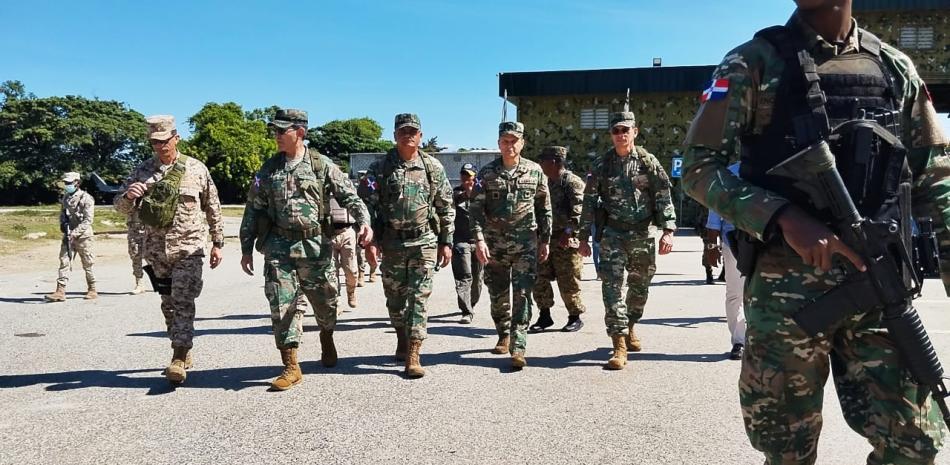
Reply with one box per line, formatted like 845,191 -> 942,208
853,0 -> 950,11
499,65 -> 717,98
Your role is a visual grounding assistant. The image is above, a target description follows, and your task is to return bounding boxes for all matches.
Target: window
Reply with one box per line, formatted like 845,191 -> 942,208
580,107 -> 610,129
898,26 -> 934,50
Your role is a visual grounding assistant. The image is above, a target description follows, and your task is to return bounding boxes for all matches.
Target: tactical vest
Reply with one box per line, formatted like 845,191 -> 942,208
139,155 -> 189,228
739,26 -> 907,222
377,150 -> 439,233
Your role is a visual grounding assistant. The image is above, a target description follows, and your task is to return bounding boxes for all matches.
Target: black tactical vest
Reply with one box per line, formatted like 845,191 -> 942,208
739,25 -> 906,221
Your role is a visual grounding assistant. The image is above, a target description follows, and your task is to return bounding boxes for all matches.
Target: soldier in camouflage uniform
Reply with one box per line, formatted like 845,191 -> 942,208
115,115 -> 224,385
358,113 -> 454,379
45,171 -> 97,302
240,109 -> 370,391
471,121 -> 552,369
127,210 -> 147,294
579,111 -> 677,371
683,1 -> 950,463
531,146 -> 586,333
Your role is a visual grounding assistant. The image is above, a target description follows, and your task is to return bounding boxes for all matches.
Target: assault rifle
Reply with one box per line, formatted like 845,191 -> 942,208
767,140 -> 950,426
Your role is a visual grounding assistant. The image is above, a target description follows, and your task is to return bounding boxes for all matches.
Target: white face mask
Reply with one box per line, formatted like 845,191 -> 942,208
65,184 -> 77,194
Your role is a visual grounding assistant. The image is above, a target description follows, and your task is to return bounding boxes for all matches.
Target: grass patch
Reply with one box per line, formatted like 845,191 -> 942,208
222,206 -> 245,217
0,207 -> 129,256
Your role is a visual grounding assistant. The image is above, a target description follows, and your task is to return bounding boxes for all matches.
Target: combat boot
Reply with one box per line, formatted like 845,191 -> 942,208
626,324 -> 642,352
356,270 -> 364,287
271,348 -> 302,391
320,329 -> 337,368
165,347 -> 189,384
511,352 -> 527,369
347,285 -> 357,308
44,284 -> 66,302
84,285 -> 97,300
561,315 -> 584,332
528,308 -> 554,333
131,277 -> 145,295
492,336 -> 510,355
368,266 -> 378,282
405,339 -> 425,378
606,334 -> 627,370
395,330 -> 408,362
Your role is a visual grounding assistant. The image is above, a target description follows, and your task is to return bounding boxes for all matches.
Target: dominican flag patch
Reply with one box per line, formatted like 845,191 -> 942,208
474,177 -> 484,192
701,79 -> 729,103
362,175 -> 378,192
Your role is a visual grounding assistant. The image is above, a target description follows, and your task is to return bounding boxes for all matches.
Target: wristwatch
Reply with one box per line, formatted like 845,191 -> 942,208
705,243 -> 719,250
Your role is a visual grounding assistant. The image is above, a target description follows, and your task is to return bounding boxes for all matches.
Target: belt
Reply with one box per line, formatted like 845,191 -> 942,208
333,222 -> 354,231
385,225 -> 429,240
274,224 -> 322,240
604,217 -> 648,232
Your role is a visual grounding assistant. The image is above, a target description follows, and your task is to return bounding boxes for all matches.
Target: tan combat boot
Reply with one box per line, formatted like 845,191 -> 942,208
626,324 -> 642,352
406,339 -> 425,378
320,329 -> 337,368
347,285 -> 357,308
84,285 -> 97,300
492,336 -> 510,355
166,347 -> 189,383
45,284 -> 66,302
131,277 -> 145,295
271,348 -> 302,391
511,352 -> 527,369
607,334 -> 628,370
395,330 -> 408,362
356,270 -> 364,287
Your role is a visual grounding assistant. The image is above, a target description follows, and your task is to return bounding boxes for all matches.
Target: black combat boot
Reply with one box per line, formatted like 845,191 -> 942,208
528,308 -> 554,333
561,315 -> 584,332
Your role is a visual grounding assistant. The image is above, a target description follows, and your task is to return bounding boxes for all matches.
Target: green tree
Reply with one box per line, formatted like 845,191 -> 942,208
179,102 -> 276,203
421,136 -> 444,153
307,117 -> 394,164
0,83 -> 149,204
245,105 -> 280,123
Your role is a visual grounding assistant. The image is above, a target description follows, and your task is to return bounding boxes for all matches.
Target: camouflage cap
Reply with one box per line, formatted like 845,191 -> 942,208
539,145 -> 568,161
498,121 -> 524,138
146,115 -> 177,140
460,163 -> 477,175
269,108 -> 308,129
609,111 -> 636,128
395,113 -> 421,130
62,172 -> 81,183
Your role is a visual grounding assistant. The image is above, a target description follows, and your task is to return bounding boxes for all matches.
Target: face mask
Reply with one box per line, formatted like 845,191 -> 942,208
65,184 -> 77,194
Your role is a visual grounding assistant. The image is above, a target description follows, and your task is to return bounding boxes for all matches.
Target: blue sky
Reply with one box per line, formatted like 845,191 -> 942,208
5,0 -> 948,149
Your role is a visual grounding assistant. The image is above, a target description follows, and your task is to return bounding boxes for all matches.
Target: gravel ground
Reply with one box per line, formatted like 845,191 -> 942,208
1,234 -> 948,465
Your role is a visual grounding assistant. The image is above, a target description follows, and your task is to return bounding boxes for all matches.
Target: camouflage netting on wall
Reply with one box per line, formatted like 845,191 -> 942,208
858,10 -> 950,81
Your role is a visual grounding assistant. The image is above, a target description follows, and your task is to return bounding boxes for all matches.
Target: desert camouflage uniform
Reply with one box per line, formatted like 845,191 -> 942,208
57,188 -> 96,287
471,157 -> 552,354
533,168 -> 586,316
683,13 -> 949,465
580,146 -> 677,336
240,151 -> 367,349
358,148 -> 454,341
115,153 -> 224,349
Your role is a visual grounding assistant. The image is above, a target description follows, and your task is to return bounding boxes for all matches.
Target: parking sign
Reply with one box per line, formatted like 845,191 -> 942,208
670,156 -> 683,178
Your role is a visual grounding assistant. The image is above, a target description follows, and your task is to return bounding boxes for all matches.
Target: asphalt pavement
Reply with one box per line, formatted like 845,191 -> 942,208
1,234 -> 948,465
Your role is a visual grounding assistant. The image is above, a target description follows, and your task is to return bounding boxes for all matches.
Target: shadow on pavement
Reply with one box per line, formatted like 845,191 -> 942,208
650,279 -> 710,286
0,366 -> 273,393
194,314 -> 269,322
639,316 -> 726,328
127,325 -> 272,338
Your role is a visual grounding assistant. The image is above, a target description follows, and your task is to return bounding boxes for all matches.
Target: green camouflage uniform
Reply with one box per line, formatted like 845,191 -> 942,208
358,141 -> 454,342
57,187 -> 96,288
683,13 -> 950,465
533,150 -> 586,317
471,123 -> 552,354
240,150 -> 367,349
580,132 -> 677,337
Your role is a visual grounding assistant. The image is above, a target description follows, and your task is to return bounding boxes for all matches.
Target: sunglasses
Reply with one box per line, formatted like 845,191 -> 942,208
610,126 -> 631,135
270,125 -> 299,136
396,127 -> 420,137
149,137 -> 175,146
